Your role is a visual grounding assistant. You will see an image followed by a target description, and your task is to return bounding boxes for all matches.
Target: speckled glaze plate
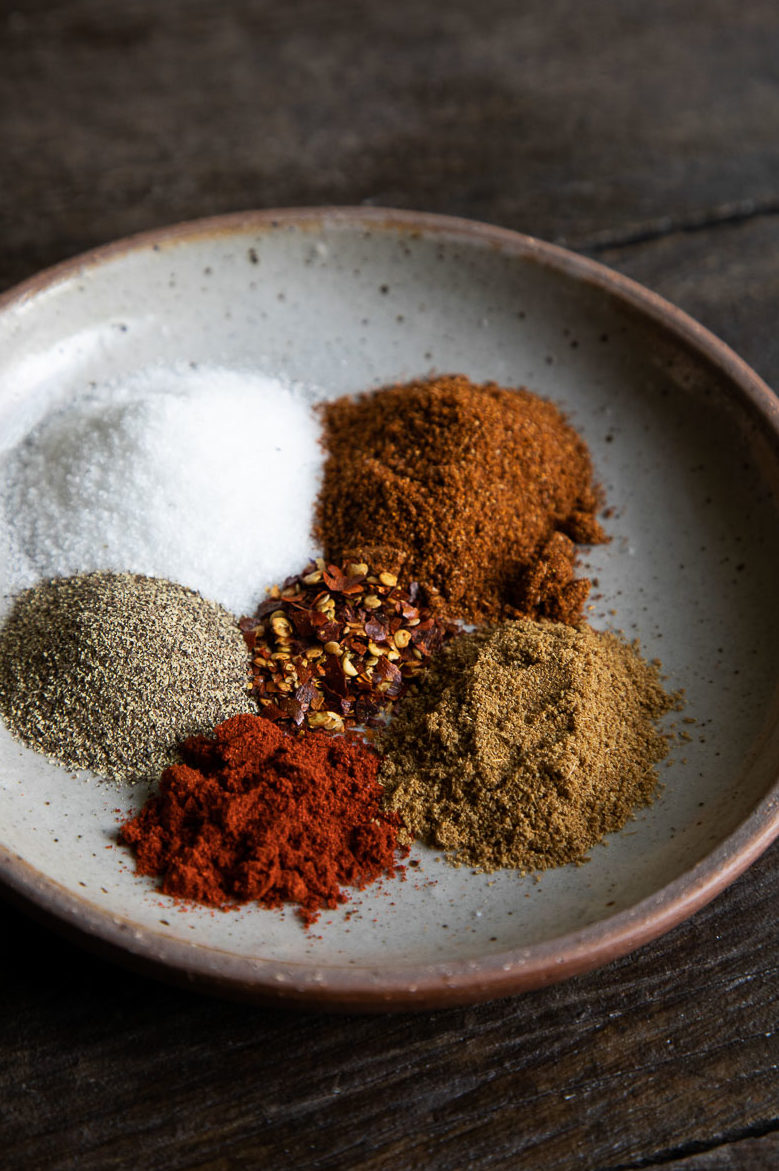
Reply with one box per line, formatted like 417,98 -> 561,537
0,208 -> 778,1011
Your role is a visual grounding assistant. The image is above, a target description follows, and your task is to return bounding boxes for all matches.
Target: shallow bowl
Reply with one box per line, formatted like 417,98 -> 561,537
0,208 -> 778,1010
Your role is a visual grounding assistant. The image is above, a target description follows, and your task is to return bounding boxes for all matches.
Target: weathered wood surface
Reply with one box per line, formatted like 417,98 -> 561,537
1,3 -> 778,1168
4,843 -> 778,1170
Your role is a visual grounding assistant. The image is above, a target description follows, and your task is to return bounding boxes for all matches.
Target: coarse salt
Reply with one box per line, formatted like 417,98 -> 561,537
0,365 -> 325,615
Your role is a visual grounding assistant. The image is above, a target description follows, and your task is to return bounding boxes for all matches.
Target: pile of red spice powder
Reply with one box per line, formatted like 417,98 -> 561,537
119,714 -> 407,926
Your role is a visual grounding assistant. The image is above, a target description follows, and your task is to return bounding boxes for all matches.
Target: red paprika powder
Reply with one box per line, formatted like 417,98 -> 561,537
119,714 -> 406,926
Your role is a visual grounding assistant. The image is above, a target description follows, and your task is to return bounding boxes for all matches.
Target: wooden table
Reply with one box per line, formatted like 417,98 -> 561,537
2,4 -> 777,1167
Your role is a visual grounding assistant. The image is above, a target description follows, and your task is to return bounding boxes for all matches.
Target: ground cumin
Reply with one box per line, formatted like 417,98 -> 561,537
315,375 -> 606,624
378,620 -> 679,871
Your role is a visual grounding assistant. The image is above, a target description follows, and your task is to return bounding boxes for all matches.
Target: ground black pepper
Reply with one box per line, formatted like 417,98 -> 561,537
0,572 -> 254,783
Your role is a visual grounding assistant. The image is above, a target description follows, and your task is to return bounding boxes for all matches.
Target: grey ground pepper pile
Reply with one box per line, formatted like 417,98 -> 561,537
0,572 -> 254,783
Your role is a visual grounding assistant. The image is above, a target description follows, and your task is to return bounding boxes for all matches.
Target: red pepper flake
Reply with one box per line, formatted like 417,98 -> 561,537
240,558 -> 455,733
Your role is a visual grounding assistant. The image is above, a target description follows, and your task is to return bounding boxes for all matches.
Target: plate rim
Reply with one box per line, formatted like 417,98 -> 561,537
1,205 -> 778,1011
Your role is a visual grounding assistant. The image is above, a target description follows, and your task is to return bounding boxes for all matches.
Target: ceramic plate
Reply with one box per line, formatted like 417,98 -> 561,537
0,209 -> 778,1011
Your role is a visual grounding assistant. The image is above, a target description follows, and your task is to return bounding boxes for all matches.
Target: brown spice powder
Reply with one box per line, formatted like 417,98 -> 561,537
378,620 -> 680,871
315,374 -> 606,624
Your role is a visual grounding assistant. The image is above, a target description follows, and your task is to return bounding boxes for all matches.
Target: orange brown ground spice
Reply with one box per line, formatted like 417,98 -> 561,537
119,714 -> 407,926
315,374 -> 607,624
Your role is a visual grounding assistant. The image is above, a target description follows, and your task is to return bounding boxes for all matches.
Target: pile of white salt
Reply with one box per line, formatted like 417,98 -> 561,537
0,365 -> 324,616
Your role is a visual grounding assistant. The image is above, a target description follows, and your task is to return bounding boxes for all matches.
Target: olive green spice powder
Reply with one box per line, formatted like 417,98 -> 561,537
0,572 -> 254,784
379,619 -> 680,871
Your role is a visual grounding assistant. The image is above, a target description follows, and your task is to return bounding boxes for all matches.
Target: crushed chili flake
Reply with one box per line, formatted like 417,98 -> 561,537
240,558 -> 454,732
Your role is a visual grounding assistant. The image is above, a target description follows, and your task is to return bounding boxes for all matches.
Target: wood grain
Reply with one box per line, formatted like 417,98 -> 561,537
3,840 -> 778,1169
3,0 -> 779,286
1,2 -> 777,1168
598,215 -> 779,392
